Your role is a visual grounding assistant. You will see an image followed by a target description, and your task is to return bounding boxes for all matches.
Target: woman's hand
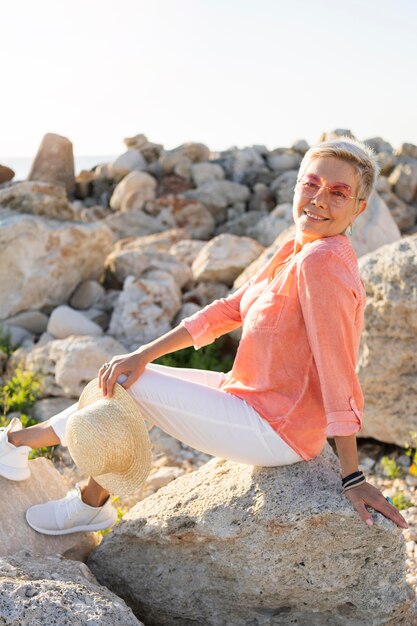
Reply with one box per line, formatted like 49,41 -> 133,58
344,482 -> 408,529
98,350 -> 149,398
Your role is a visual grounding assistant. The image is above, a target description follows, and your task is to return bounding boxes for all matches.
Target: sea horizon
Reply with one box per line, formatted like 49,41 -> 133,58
0,155 -> 118,181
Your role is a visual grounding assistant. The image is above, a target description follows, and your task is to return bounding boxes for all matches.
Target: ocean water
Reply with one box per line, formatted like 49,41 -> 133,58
0,155 -> 117,181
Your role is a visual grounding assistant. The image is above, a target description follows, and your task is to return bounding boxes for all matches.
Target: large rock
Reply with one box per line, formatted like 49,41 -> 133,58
183,180 -> 250,223
0,458 -> 97,560
0,310 -> 48,334
246,203 -> 293,246
191,162 -> 225,186
98,149 -> 147,181
109,271 -> 182,349
169,239 -> 206,266
0,211 -> 113,319
103,206 -> 176,239
69,279 -> 106,310
159,143 -> 210,177
192,234 -> 264,286
105,246 -> 192,289
110,171 -> 157,212
124,133 -> 163,162
0,181 -> 75,220
27,132 -> 75,193
24,335 -> 126,397
143,196 -> 215,239
88,449 -> 415,626
0,551 -> 142,625
389,162 -> 417,203
357,236 -> 417,446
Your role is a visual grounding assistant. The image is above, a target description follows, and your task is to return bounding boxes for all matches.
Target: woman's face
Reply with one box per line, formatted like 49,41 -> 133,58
292,156 -> 367,246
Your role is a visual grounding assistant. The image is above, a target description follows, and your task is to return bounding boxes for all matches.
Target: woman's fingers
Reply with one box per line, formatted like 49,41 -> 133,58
346,493 -> 374,527
346,485 -> 409,529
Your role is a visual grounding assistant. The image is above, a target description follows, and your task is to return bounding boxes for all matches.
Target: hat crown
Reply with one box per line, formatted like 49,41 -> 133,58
65,379 -> 152,495
69,400 -> 136,475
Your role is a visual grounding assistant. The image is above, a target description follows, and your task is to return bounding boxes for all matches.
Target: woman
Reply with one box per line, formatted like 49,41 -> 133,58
0,138 -> 408,533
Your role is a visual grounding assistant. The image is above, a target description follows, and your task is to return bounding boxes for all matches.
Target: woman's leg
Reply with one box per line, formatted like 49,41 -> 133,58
128,364 -> 303,467
7,406 -> 109,507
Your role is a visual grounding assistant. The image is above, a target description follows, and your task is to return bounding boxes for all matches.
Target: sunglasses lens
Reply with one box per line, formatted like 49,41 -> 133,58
298,177 -> 351,208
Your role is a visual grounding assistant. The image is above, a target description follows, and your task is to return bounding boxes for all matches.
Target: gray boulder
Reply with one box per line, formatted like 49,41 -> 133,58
357,236 -> 417,446
0,458 -> 97,561
0,551 -> 142,625
88,448 -> 415,625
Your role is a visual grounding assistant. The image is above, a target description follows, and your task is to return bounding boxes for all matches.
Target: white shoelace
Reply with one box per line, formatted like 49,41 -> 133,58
58,487 -> 86,525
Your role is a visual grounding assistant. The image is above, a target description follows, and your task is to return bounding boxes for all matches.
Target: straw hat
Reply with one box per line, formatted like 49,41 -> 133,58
65,378 -> 152,496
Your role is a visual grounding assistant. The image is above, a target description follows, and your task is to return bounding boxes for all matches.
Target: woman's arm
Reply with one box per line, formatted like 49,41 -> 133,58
334,433 -> 408,529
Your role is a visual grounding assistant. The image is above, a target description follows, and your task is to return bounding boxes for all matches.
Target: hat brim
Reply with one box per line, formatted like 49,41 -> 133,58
66,378 -> 152,496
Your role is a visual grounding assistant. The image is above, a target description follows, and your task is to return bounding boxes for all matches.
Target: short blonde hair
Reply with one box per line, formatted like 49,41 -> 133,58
298,137 -> 380,201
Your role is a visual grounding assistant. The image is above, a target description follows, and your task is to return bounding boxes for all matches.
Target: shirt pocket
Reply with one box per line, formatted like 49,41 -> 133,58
250,287 -> 287,331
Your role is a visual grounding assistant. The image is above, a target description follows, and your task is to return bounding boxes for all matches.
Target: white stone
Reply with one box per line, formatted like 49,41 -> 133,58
389,162 -> 417,203
1,310 -> 48,334
109,271 -> 182,350
110,171 -> 157,212
47,305 -> 103,339
69,280 -> 105,310
24,334 -> 127,397
0,210 -> 113,319
105,149 -> 147,180
247,203 -> 293,246
350,191 -> 401,256
31,396 -> 76,422
183,180 -> 250,223
191,162 -> 225,186
192,234 -> 264,286
169,239 -> 206,266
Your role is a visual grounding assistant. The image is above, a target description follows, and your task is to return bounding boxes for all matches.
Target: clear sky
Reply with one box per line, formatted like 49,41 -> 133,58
1,0 -> 416,157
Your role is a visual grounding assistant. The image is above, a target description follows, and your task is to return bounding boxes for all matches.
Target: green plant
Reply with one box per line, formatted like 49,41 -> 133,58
96,496 -> 126,536
380,456 -> 404,479
0,368 -> 42,417
154,340 -> 234,372
391,492 -> 414,510
0,325 -> 13,357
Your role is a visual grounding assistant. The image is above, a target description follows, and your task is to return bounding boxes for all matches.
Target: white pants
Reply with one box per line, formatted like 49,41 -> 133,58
49,363 -> 303,467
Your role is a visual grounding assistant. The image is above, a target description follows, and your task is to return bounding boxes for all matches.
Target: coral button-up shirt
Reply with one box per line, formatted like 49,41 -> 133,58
181,234 -> 366,461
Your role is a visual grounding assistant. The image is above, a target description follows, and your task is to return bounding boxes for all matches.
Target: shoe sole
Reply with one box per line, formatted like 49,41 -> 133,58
25,512 -> 118,535
0,463 -> 31,481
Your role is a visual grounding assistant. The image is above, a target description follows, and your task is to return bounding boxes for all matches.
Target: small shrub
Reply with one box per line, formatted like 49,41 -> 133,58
380,456 -> 404,479
155,340 -> 234,372
97,496 -> 126,536
391,492 -> 414,510
1,368 -> 42,417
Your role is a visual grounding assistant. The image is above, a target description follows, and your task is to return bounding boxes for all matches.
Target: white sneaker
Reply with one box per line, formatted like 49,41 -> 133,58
25,483 -> 118,535
0,417 -> 31,481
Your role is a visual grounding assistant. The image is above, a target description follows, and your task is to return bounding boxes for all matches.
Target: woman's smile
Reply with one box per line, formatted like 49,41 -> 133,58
303,209 -> 330,222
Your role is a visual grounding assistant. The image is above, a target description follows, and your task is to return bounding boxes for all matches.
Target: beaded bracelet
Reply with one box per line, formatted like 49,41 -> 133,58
342,470 -> 366,492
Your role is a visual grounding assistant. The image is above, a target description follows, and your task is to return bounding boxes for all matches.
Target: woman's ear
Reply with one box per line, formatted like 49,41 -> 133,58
355,199 -> 367,217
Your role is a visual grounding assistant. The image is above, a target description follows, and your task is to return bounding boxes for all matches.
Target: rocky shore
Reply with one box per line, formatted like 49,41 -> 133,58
0,130 -> 416,624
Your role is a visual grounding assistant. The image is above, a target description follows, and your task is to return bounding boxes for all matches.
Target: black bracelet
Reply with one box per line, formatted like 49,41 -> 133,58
342,470 -> 366,492
342,470 -> 364,486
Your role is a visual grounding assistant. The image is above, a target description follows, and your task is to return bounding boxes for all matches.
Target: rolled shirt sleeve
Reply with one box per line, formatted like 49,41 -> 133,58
181,278 -> 252,350
297,249 -> 364,437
